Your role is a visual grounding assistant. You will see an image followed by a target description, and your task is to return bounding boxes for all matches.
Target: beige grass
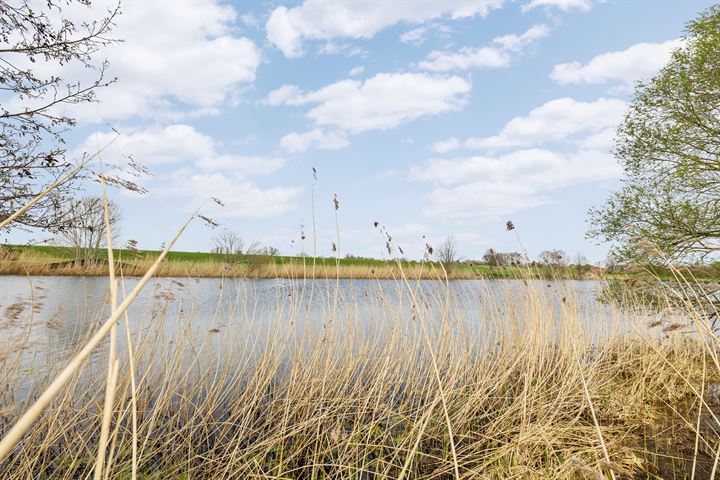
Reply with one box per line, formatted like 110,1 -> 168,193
0,277 -> 717,479
0,257 -> 475,280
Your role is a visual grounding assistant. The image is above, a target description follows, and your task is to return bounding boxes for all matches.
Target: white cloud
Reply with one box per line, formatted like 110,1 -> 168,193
417,24 -> 550,72
240,13 -> 259,29
576,128 -> 616,151
432,137 -> 461,153
493,24 -> 552,51
411,96 -> 626,220
551,39 -> 682,87
267,73 -> 471,135
521,0 -> 592,13
349,66 -> 365,77
411,149 -> 617,186
400,27 -> 429,45
103,2 -> 261,120
425,181 -> 552,219
155,171 -> 303,219
418,46 -> 510,72
266,0 -> 504,58
265,84 -> 306,106
75,125 -> 301,218
317,42 -> 366,57
411,149 -> 620,219
464,97 -> 626,150
400,23 -> 453,46
75,125 -> 215,165
76,125 -> 285,174
11,1 -> 263,122
280,129 -> 350,152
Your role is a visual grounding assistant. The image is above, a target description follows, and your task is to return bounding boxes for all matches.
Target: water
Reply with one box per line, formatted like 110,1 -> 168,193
0,276 -> 628,394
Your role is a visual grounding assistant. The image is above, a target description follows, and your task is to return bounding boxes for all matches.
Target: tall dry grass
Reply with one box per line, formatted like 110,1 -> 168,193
0,256 -> 475,280
0,276 -> 718,479
1,147 -> 719,479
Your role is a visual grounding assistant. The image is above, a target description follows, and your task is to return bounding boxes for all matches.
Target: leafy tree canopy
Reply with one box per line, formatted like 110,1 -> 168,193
588,5 -> 720,263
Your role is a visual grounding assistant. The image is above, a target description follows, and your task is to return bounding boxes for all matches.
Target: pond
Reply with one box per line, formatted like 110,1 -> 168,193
0,276 -> 648,396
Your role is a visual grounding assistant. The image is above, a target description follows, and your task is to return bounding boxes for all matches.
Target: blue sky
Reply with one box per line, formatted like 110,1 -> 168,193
8,0 -> 715,262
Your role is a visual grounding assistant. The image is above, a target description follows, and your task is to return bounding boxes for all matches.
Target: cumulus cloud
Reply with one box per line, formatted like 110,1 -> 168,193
348,66 -> 365,77
417,24 -> 550,72
266,0 -> 504,58
411,149 -> 620,219
400,27 -> 429,45
400,23 -> 454,46
464,97 -> 626,150
432,137 -> 461,153
154,171 -> 303,219
10,0 -> 262,122
317,42 -> 366,57
418,46 -> 509,72
103,2 -> 261,120
267,73 -> 471,148
411,96 -> 626,219
280,129 -> 349,152
521,0 -> 592,13
75,125 -> 301,218
75,125 -> 215,165
550,39 -> 682,87
265,84 -> 306,106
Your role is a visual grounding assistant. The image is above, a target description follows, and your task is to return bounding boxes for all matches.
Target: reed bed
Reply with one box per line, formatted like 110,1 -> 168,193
0,255 -> 451,279
0,276 -> 717,479
0,255 -> 598,280
0,256 -> 435,279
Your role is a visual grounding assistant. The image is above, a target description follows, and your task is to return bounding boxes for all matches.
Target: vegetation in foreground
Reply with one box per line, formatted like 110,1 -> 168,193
0,278 -> 718,479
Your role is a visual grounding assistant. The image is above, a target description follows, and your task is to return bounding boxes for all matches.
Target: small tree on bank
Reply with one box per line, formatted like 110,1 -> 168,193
481,249 -> 524,267
57,196 -> 121,263
482,248 -> 501,267
260,246 -> 280,256
573,252 -> 589,277
212,229 -> 261,263
539,249 -> 567,267
436,235 -> 459,272
212,230 -> 244,257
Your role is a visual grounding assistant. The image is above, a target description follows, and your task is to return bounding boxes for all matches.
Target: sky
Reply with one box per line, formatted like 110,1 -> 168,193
7,0 -> 716,263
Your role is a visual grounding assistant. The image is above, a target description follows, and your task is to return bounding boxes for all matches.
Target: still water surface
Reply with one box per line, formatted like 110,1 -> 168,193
0,276 -> 629,387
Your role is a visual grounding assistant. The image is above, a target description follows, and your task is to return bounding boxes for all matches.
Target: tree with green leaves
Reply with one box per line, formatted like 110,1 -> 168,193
588,5 -> 720,263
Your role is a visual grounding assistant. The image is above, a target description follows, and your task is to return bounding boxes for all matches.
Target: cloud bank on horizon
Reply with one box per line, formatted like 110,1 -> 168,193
9,0 -> 711,261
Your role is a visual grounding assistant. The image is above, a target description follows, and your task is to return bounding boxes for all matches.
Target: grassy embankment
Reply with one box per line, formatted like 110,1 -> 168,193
3,244 -> 718,281
0,244 -> 601,279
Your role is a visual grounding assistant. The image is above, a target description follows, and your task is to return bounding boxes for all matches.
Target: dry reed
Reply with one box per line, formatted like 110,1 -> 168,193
0,276 -> 718,479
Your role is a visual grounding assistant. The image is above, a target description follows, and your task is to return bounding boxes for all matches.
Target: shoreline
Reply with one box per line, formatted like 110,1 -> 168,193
0,259 -> 597,280
3,244 -> 713,281
0,244 -> 604,280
